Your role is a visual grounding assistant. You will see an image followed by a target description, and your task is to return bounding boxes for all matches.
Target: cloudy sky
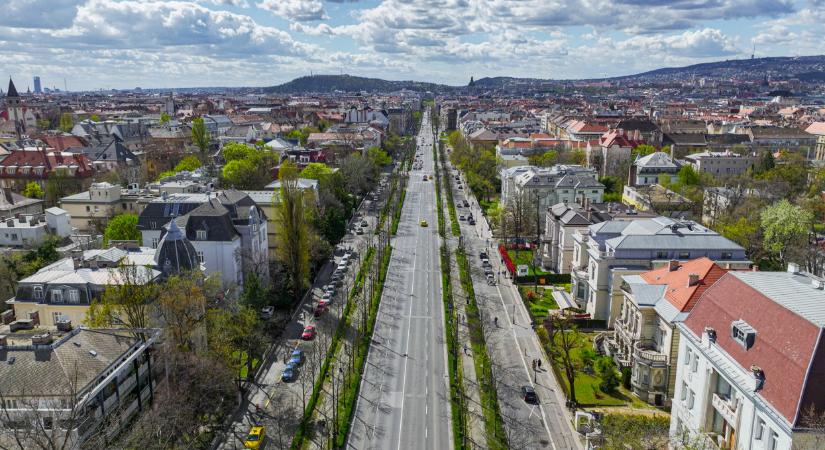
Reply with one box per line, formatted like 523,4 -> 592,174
2,0 -> 823,91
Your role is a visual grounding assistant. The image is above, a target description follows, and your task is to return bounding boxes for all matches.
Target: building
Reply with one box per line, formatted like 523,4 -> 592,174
671,266 -> 825,450
746,126 -> 817,152
0,148 -> 95,190
628,152 -> 682,187
501,165 -> 605,236
806,122 -> 825,161
3,79 -> 28,137
32,76 -> 41,95
683,150 -> 757,178
569,217 -> 749,323
540,200 -> 654,273
0,187 -> 43,218
60,182 -> 153,233
0,328 -> 159,448
605,258 -> 727,407
587,129 -> 646,177
0,207 -> 71,247
701,186 -> 771,226
137,190 -> 268,286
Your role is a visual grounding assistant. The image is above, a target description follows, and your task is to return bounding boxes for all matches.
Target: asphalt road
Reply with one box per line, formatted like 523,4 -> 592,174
449,162 -> 582,449
348,113 -> 452,450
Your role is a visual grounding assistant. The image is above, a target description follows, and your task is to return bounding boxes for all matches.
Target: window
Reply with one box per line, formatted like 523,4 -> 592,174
85,206 -> 90,212
678,251 -> 690,259
122,203 -> 127,210
681,382 -> 688,401
33,285 -> 44,300
656,250 -> 667,259
687,389 -> 695,410
690,352 -> 698,373
731,320 -> 756,350
52,290 -> 63,303
684,348 -> 692,366
52,312 -> 67,324
67,289 -> 80,304
196,229 -> 207,240
197,251 -> 204,263
151,238 -> 158,249
715,376 -> 732,401
768,430 -> 779,450
755,418 -> 765,440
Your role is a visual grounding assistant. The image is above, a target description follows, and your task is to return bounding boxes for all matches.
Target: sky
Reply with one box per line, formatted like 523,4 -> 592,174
1,0 -> 824,91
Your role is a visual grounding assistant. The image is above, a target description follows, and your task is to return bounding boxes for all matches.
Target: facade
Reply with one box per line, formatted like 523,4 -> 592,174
606,258 -> 727,407
586,129 -> 646,177
805,122 -> 825,161
138,190 -> 268,287
621,184 -> 693,216
0,328 -> 159,449
0,149 -> 95,190
683,151 -> 757,178
569,217 -> 748,323
0,187 -> 43,218
671,266 -> 825,450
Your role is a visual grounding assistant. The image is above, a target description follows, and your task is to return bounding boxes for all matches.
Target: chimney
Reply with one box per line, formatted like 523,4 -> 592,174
787,262 -> 800,274
688,273 -> 700,287
31,333 -> 53,346
668,260 -> 679,271
670,144 -> 675,160
751,265 -> 758,272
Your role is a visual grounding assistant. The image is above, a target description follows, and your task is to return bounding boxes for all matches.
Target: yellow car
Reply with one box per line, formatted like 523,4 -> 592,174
420,219 -> 428,227
244,426 -> 265,449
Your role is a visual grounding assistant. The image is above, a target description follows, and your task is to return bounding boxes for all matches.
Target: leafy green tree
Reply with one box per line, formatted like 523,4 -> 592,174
160,112 -> 171,124
367,146 -> 392,167
36,118 -> 51,130
299,162 -> 333,180
22,182 -> 44,199
58,113 -> 74,132
45,168 -> 82,207
595,356 -> 620,394
191,117 -> 210,161
677,165 -> 700,186
174,155 -> 202,172
631,144 -> 656,158
528,150 -> 559,167
221,159 -> 258,189
275,161 -> 310,303
104,214 -> 141,245
755,150 -> 776,175
761,200 -> 813,266
222,142 -> 256,162
86,263 -> 158,341
89,114 -> 100,122
155,170 -> 177,181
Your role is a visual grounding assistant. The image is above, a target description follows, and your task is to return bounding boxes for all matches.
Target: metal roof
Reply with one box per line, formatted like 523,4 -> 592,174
731,271 -> 825,327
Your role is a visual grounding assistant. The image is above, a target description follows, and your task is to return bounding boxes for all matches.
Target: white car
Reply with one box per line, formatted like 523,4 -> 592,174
260,306 -> 274,320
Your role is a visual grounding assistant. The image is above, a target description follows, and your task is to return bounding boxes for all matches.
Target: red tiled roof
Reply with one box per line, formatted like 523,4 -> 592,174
640,257 -> 726,312
684,274 -> 822,425
0,150 -> 94,179
38,135 -> 88,152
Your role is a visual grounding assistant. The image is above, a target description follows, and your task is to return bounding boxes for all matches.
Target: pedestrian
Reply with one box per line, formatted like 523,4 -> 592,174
538,359 -> 542,368
464,344 -> 468,355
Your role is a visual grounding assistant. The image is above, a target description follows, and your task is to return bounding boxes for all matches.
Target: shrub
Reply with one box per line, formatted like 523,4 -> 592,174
621,367 -> 632,390
526,290 -> 538,301
595,357 -> 620,394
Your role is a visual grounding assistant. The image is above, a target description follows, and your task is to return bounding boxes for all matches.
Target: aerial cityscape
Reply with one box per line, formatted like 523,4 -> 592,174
2,1 -> 825,450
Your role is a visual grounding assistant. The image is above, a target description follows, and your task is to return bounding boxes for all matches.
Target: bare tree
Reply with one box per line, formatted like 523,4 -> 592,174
546,313 -> 584,407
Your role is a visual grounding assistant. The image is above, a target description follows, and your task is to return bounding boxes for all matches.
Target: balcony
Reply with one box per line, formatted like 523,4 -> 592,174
712,393 -> 739,425
634,340 -> 668,366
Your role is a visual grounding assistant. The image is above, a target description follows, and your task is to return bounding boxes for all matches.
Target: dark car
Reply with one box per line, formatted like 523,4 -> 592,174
522,385 -> 538,403
463,200 -> 469,207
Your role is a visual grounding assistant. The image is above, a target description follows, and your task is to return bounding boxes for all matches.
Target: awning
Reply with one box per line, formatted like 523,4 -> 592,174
552,290 -> 577,310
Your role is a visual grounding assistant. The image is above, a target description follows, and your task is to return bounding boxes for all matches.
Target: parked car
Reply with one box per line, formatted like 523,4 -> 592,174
356,227 -> 364,235
468,218 -> 475,225
322,291 -> 333,303
289,349 -> 304,366
314,304 -> 328,317
463,200 -> 469,207
521,385 -> 538,403
486,274 -> 496,285
324,284 -> 335,294
301,325 -> 316,340
281,365 -> 296,383
360,220 -> 368,227
259,306 -> 274,320
420,219 -> 428,227
245,426 -> 266,449
459,215 -> 466,221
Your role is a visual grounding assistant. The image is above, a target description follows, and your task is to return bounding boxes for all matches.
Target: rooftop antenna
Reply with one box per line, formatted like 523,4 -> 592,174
751,44 -> 755,60
64,78 -> 68,92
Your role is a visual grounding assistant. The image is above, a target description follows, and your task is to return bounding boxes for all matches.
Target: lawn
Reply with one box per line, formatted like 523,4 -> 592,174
550,332 -> 653,408
518,286 -> 559,324
232,350 -> 260,380
479,197 -> 499,216
507,249 -> 548,276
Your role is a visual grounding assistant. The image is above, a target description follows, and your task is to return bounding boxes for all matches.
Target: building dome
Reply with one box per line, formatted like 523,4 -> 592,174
154,219 -> 198,276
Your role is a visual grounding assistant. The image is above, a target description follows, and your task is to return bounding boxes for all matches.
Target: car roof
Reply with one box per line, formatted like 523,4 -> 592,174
522,385 -> 535,392
292,348 -> 303,354
250,426 -> 264,433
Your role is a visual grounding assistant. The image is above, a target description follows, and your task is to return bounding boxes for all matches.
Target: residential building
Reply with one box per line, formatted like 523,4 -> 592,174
6,246 -> 162,327
501,165 -> 605,234
0,207 -> 71,247
587,129 -> 646,177
605,258 -> 727,407
683,150 -> 757,178
60,182 -> 154,233
137,190 -> 268,286
746,126 -> 817,152
569,217 -> 748,323
671,266 -> 825,450
627,152 -> 682,187
806,122 -> 825,161
0,149 -> 94,190
0,328 -> 159,448
0,187 -> 43,218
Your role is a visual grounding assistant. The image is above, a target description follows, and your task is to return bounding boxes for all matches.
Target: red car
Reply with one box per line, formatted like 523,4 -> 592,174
301,325 -> 316,340
314,305 -> 327,317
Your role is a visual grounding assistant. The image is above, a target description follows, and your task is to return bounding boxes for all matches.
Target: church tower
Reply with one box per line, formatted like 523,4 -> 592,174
6,78 -> 25,138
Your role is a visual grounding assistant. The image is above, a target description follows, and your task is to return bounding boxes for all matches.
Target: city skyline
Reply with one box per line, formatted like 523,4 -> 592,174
2,0 -> 824,91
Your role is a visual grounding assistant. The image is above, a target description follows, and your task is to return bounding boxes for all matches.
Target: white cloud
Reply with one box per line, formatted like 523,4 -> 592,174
0,0 -> 83,29
257,0 -> 328,21
617,28 -> 741,58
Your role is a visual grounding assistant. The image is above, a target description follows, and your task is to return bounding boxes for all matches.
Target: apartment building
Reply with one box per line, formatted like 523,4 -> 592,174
569,217 -> 748,323
0,328 -> 159,448
59,182 -> 154,232
0,207 -> 71,247
606,258 -> 727,407
671,265 -> 825,450
683,151 -> 757,178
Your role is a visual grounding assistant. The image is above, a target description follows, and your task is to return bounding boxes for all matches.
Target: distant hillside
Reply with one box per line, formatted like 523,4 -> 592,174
613,55 -> 825,81
263,74 -> 450,94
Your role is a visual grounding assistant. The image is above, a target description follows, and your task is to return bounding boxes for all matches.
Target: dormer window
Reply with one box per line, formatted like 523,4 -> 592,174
196,229 -> 207,240
731,320 -> 756,350
52,290 -> 64,303
33,285 -> 44,300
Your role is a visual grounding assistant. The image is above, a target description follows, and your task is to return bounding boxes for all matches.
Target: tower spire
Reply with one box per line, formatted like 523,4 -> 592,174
7,78 -> 19,97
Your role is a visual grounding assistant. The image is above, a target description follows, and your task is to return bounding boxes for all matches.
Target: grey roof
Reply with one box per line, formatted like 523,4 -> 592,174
731,271 -> 825,327
625,279 -> 666,307
0,329 -> 140,398
591,217 -> 745,252
155,220 -> 199,275
635,152 -> 681,169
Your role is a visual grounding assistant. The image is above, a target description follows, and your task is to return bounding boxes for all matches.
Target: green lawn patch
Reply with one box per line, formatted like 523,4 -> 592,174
507,249 -> 548,276
518,286 -> 559,324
